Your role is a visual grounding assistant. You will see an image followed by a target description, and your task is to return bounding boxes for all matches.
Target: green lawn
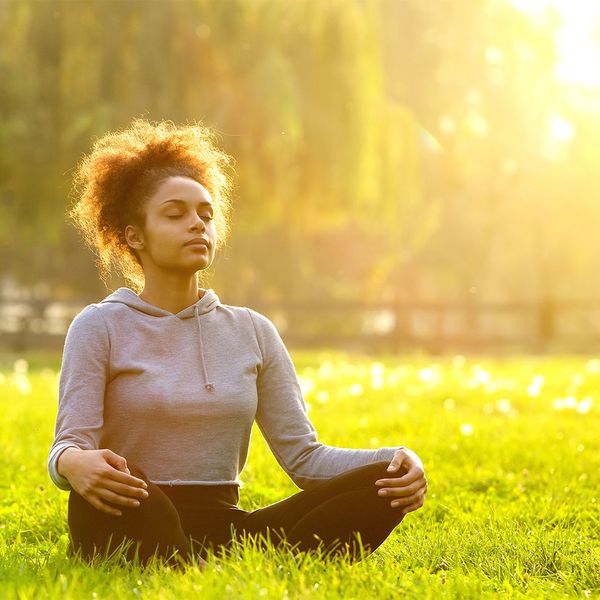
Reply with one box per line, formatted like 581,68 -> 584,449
0,349 -> 598,599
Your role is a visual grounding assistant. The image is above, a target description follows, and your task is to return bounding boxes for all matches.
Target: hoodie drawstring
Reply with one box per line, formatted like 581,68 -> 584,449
195,305 -> 215,392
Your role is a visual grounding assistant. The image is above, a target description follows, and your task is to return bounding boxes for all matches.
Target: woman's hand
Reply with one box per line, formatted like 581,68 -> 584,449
375,447 -> 428,515
58,447 -> 149,517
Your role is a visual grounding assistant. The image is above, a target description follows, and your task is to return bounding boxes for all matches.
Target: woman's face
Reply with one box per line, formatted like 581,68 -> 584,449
126,175 -> 217,275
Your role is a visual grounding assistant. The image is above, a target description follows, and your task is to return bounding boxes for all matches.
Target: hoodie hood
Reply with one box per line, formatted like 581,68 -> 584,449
100,287 -> 220,391
100,287 -> 220,318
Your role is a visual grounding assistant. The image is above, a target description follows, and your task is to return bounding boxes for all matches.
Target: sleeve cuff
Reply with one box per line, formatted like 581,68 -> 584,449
48,444 -> 79,491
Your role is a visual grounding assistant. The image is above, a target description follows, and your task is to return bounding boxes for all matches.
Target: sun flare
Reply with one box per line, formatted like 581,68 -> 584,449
511,0 -> 600,88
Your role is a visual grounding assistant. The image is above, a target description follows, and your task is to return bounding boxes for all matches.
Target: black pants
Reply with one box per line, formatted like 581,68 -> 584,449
67,460 -> 407,567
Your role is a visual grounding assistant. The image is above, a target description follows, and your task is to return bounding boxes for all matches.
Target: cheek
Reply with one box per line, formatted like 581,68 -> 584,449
157,221 -> 182,239
146,228 -> 180,254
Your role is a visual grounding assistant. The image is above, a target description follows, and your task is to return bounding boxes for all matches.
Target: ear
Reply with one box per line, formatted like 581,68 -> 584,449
124,224 -> 145,251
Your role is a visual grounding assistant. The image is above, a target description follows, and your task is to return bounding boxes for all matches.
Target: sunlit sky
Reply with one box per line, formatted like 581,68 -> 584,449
511,0 -> 600,88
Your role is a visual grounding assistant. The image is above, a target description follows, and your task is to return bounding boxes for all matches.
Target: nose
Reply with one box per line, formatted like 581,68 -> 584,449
190,214 -> 205,231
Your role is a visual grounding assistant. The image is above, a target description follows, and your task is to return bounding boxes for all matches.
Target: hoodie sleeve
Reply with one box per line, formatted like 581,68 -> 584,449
47,305 -> 110,491
248,309 -> 403,490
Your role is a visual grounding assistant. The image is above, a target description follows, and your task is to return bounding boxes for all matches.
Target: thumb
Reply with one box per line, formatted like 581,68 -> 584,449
388,450 -> 405,472
102,449 -> 129,473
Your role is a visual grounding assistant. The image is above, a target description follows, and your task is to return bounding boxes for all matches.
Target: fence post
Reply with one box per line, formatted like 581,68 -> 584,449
391,299 -> 410,353
537,297 -> 555,352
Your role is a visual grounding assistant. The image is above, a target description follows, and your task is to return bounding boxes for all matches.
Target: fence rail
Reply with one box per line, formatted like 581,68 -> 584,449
1,297 -> 599,354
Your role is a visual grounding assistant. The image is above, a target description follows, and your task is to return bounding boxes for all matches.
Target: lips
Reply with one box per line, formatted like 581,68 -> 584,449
184,238 -> 209,247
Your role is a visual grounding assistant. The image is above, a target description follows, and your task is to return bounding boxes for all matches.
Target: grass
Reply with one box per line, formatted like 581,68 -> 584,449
0,348 -> 598,599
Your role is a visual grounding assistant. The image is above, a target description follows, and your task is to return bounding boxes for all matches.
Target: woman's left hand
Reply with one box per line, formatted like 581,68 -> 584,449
375,447 -> 428,515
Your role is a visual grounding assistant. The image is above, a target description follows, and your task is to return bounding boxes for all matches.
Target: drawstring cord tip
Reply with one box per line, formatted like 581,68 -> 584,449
204,383 -> 215,392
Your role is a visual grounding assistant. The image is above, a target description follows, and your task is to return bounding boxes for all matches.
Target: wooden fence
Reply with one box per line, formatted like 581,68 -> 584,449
1,297 -> 599,354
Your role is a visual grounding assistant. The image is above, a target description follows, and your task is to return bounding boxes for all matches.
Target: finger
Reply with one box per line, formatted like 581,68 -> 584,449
102,449 -> 130,473
376,465 -> 425,486
390,495 -> 422,510
105,467 -> 148,489
377,480 -> 423,497
375,471 -> 418,487
97,487 -> 143,509
86,494 -> 123,517
400,500 -> 423,514
102,451 -> 146,485
390,496 -> 425,511
104,478 -> 150,500
98,501 -> 123,517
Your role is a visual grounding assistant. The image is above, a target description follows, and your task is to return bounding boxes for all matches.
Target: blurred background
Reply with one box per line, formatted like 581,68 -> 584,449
1,0 -> 599,354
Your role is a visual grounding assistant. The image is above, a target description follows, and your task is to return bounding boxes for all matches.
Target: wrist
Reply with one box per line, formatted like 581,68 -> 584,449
57,446 -> 82,478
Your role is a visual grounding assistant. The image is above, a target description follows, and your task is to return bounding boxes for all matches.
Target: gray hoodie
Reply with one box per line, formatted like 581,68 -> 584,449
48,287 -> 401,491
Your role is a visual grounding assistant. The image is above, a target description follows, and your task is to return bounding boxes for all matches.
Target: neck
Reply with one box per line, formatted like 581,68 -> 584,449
138,271 -> 204,314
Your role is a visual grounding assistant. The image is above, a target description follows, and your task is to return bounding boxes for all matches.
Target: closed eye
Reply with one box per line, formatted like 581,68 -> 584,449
166,213 -> 213,221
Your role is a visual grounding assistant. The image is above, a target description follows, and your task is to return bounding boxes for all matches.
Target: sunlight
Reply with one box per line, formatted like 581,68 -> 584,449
548,112 -> 575,141
511,0 -> 600,88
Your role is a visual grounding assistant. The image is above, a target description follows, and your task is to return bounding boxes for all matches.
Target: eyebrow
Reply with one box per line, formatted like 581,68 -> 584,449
160,199 -> 213,209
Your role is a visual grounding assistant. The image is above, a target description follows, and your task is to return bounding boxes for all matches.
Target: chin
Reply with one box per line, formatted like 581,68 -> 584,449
191,259 -> 213,271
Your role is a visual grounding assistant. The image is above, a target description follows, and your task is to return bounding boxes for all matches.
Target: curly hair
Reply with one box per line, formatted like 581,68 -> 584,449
67,117 -> 235,293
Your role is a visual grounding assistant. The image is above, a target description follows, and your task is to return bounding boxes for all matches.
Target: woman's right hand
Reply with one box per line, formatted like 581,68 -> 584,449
58,447 -> 149,516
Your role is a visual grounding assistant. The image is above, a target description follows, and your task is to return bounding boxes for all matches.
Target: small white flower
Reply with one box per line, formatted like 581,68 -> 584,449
443,398 -> 455,410
496,398 -> 512,414
565,396 -> 577,408
370,362 -> 385,377
460,423 -> 474,436
349,383 -> 363,396
577,397 -> 593,414
370,376 -> 385,390
316,390 -> 329,404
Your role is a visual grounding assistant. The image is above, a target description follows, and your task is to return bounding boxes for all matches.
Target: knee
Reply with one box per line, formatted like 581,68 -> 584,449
362,460 -> 409,481
127,464 -> 150,483
332,460 -> 409,491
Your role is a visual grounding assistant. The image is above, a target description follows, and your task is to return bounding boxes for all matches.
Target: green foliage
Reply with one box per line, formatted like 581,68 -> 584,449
0,350 -> 598,598
7,0 -> 599,305
1,0 -> 425,301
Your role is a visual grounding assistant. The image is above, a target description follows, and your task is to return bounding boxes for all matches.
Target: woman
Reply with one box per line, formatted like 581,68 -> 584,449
48,118 -> 428,569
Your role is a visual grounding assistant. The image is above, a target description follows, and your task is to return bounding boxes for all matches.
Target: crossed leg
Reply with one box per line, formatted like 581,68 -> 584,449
224,461 -> 408,562
67,465 -> 193,567
67,461 -> 407,567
